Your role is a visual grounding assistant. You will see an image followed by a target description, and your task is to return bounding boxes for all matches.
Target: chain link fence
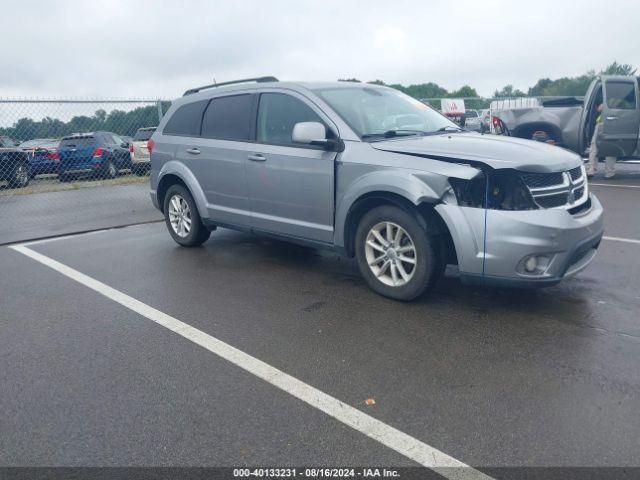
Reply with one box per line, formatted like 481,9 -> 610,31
0,99 -> 170,244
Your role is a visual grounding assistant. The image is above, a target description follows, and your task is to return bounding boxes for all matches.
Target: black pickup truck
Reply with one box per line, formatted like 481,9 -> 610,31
0,135 -> 31,189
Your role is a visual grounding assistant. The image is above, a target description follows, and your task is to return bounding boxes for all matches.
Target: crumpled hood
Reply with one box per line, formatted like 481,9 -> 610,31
370,132 -> 582,173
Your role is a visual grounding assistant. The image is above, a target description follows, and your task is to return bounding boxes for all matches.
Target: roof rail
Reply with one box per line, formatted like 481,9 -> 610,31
183,76 -> 279,96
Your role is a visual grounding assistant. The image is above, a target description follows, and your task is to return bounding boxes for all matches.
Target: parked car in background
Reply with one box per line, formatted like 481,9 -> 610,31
463,109 -> 482,132
0,135 -> 19,147
479,109 -> 491,132
130,127 -> 156,175
19,138 -> 60,177
150,77 -> 603,301
490,75 -> 640,159
0,136 -> 31,188
57,131 -> 131,182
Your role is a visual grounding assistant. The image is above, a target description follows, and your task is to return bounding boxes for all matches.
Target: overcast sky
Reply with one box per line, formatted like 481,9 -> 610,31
2,0 -> 639,99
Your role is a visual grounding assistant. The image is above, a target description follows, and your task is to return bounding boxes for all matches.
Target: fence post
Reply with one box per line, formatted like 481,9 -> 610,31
157,100 -> 163,123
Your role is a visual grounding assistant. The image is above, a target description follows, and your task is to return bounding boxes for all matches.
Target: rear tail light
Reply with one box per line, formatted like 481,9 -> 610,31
147,139 -> 154,154
46,151 -> 59,160
129,143 -> 134,153
92,147 -> 103,157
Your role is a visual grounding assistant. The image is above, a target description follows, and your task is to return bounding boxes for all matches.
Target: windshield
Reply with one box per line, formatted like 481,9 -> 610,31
465,110 -> 478,117
314,86 -> 459,139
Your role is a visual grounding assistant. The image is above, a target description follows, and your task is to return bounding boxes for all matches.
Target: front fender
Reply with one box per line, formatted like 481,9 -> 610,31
334,169 -> 449,248
156,161 -> 208,217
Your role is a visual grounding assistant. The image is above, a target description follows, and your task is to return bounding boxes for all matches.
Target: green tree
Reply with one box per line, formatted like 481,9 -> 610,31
493,84 -> 526,98
601,61 -> 637,76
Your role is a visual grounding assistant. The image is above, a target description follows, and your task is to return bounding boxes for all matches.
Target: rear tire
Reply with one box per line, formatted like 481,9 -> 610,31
163,184 -> 211,247
102,160 -> 117,179
8,162 -> 30,188
355,205 -> 441,301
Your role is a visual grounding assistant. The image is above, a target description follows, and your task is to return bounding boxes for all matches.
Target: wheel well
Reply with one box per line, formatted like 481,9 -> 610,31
343,192 -> 458,265
156,174 -> 187,213
513,122 -> 563,143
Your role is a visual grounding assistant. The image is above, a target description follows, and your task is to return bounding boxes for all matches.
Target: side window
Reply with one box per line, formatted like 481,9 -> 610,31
257,93 -> 324,146
112,134 -> 124,145
201,94 -> 254,141
163,100 -> 208,136
102,133 -> 115,144
606,81 -> 637,110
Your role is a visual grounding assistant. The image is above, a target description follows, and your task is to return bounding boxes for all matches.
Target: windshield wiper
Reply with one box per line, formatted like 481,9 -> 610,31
435,126 -> 463,132
361,129 -> 425,140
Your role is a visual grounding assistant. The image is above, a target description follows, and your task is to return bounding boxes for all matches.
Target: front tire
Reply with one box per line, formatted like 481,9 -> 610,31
163,184 -> 211,247
355,205 -> 441,301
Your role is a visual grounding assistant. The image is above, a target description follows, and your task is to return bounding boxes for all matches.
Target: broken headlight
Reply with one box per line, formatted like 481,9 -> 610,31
447,170 -> 537,211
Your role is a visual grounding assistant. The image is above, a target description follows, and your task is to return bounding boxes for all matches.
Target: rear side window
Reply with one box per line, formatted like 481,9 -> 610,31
60,137 -> 94,147
133,129 -> 155,141
163,100 -> 208,136
201,94 -> 254,141
257,93 -> 323,146
606,81 -> 637,110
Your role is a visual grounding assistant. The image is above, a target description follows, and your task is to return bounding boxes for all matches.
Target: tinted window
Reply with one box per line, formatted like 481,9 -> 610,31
257,93 -> 323,145
606,81 -> 637,110
60,137 -> 94,147
164,100 -> 208,136
201,94 -> 253,141
133,128 -> 156,141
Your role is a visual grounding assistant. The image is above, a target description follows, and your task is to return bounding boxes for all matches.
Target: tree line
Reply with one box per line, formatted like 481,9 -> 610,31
0,62 -> 636,142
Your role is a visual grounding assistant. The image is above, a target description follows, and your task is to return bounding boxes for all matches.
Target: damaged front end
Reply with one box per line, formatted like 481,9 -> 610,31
445,168 -> 538,211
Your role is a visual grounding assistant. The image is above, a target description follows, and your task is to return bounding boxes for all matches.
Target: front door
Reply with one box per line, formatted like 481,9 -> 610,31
597,76 -> 640,158
245,91 -> 337,243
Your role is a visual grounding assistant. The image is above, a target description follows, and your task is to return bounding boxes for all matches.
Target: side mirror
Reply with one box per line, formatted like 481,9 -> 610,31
292,122 -> 343,151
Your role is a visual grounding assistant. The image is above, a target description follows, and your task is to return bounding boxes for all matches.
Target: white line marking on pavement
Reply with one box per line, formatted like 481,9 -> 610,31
589,183 -> 640,189
603,236 -> 640,245
9,244 -> 492,480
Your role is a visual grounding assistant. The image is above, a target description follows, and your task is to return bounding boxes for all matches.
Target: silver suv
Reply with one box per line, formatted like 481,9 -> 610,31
150,77 -> 604,301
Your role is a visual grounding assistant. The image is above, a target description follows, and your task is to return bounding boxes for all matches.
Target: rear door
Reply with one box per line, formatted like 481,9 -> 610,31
187,94 -> 255,225
597,76 -> 640,157
245,91 -> 337,243
58,136 -> 95,170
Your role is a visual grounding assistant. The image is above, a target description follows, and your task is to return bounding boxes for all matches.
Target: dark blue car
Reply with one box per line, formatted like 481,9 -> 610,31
19,138 -> 60,177
57,131 -> 131,182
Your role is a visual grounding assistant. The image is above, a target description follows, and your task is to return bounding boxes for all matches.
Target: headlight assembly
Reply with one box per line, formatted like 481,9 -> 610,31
448,169 -> 538,211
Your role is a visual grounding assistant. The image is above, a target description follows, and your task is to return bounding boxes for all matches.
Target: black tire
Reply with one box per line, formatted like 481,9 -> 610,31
8,161 -> 30,189
102,160 -> 117,179
163,184 -> 211,247
355,205 -> 441,301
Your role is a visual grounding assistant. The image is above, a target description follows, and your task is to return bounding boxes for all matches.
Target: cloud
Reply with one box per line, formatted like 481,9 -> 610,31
1,0 -> 639,99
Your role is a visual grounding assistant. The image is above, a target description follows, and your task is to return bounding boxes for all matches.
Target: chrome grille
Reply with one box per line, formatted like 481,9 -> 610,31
520,165 -> 589,211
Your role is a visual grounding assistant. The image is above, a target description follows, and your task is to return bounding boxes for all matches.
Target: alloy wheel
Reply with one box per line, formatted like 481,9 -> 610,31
364,221 -> 417,287
167,194 -> 192,238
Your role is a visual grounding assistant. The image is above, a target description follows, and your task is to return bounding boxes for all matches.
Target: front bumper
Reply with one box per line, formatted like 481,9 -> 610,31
436,193 -> 604,288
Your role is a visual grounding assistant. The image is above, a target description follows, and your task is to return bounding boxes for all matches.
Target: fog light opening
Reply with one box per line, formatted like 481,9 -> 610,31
519,254 -> 552,276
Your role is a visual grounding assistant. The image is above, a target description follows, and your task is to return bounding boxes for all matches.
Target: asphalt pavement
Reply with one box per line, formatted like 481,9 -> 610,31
0,180 -> 161,245
1,164 -> 639,477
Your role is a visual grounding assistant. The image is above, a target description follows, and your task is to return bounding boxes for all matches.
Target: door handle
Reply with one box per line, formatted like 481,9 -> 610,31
248,153 -> 266,162
606,116 -> 618,121
186,148 -> 200,155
